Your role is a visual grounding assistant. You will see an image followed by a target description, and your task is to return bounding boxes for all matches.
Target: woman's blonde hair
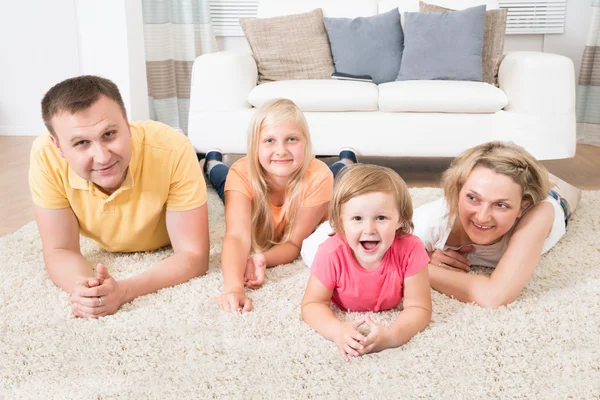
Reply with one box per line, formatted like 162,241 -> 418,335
247,98 -> 313,251
441,141 -> 550,222
329,164 -> 414,237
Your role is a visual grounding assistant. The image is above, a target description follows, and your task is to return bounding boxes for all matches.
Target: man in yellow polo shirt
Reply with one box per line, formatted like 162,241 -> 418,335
29,75 -> 209,318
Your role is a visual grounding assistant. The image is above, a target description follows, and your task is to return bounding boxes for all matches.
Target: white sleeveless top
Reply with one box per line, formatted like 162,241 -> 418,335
411,196 -> 566,268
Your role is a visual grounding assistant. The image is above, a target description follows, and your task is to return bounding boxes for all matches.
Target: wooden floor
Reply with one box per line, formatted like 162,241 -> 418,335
1,136 -> 599,238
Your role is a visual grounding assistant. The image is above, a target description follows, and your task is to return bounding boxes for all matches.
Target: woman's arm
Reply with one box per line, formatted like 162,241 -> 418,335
301,274 -> 367,361
361,268 -> 432,353
215,191 -> 253,312
262,202 -> 329,267
429,202 -> 555,308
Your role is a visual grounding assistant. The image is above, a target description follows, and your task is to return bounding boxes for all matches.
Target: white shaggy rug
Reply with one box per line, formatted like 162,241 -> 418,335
1,188 -> 599,399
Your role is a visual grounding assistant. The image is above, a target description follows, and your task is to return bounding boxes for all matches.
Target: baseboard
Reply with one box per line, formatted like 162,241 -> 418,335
0,125 -> 43,137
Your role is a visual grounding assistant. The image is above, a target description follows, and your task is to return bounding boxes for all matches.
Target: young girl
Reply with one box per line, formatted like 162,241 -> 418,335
301,164 -> 431,361
414,141 -> 581,308
206,98 -> 355,313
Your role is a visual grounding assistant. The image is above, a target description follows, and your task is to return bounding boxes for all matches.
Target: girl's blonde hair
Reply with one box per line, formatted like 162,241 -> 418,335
441,141 -> 550,222
247,98 -> 313,251
329,164 -> 414,237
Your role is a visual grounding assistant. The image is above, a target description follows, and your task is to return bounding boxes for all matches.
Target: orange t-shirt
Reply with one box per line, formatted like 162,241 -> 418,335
224,157 -> 334,239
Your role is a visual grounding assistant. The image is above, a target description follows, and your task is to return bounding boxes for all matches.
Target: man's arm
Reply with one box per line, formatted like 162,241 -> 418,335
119,204 -> 210,303
34,205 -> 95,292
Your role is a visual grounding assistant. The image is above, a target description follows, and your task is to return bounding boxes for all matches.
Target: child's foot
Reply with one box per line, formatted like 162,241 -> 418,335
338,147 -> 358,165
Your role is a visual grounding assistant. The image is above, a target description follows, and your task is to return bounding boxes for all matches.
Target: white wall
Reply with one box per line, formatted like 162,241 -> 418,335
0,0 -> 148,137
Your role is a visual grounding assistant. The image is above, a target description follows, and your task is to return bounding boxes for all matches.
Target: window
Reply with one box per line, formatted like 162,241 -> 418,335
499,0 -> 567,34
209,0 -> 258,36
210,0 -> 567,36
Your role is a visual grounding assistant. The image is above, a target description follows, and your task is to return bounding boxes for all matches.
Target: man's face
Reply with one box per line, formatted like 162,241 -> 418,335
50,95 -> 132,195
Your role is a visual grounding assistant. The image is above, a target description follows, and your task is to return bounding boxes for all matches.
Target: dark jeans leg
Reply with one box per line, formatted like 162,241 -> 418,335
329,161 -> 349,179
208,163 -> 229,203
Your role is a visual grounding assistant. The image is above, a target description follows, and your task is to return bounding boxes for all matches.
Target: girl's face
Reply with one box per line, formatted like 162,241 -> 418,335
341,192 -> 402,270
257,120 -> 306,181
457,167 -> 526,245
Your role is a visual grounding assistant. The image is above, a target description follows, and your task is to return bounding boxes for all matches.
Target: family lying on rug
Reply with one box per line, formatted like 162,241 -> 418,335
30,75 -> 581,362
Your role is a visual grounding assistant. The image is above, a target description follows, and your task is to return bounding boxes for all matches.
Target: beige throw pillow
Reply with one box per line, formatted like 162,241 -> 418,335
240,9 -> 335,84
419,1 -> 507,86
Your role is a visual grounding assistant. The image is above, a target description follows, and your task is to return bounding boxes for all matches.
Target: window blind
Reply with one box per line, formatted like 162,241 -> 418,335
210,0 -> 567,36
499,0 -> 567,34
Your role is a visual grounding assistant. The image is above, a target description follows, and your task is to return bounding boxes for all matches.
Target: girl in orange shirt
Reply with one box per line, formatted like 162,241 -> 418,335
205,98 -> 356,312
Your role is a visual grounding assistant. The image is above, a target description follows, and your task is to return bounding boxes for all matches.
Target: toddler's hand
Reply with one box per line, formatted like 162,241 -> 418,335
360,315 -> 390,354
244,253 -> 267,289
334,317 -> 367,362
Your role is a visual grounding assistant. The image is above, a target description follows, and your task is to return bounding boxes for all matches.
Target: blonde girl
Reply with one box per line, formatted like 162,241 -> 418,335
301,164 -> 431,361
414,141 -> 581,308
206,99 -> 354,312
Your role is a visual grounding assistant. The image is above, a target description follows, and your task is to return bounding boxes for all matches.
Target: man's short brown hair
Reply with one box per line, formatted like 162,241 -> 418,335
41,75 -> 127,137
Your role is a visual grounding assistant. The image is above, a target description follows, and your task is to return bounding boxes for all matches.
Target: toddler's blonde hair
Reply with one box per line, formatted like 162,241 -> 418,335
329,164 -> 413,236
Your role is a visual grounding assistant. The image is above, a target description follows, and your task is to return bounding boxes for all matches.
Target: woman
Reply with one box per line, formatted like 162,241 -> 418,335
413,141 -> 581,308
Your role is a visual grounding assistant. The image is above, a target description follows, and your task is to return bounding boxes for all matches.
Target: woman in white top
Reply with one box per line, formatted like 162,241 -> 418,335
301,142 -> 581,309
413,141 -> 581,308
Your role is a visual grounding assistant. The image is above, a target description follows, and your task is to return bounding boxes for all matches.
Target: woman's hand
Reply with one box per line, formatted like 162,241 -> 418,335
244,253 -> 267,289
430,246 -> 473,272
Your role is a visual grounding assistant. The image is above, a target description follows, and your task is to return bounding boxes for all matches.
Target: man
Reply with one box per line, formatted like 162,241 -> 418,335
29,75 -> 209,318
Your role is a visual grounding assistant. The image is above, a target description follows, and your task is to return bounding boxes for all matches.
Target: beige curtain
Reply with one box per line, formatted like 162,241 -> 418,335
142,0 -> 218,133
576,0 -> 600,146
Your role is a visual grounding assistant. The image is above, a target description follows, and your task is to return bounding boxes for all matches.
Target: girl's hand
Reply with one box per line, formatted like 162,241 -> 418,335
334,317 -> 367,362
244,253 -> 267,289
430,246 -> 473,272
214,289 -> 253,313
360,315 -> 391,354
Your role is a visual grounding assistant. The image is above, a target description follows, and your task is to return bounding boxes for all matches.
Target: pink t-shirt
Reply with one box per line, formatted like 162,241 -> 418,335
311,234 -> 429,312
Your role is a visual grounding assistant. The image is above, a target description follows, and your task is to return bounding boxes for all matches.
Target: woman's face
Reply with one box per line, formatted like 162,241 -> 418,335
457,167 -> 526,245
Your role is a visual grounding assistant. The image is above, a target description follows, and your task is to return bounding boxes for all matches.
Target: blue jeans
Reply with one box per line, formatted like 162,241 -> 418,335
208,160 -> 349,203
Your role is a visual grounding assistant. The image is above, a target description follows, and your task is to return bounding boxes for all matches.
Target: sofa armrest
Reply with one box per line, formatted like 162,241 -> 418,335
189,51 -> 258,112
498,51 -> 575,115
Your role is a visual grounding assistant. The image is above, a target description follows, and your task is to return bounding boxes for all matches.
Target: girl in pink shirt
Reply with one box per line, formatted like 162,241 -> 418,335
301,164 -> 432,361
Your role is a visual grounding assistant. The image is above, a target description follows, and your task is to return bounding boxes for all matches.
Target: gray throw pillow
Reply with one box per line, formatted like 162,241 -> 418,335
397,5 -> 486,81
324,9 -> 403,85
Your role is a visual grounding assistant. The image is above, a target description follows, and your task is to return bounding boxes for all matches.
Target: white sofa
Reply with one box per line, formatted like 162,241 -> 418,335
188,0 -> 576,160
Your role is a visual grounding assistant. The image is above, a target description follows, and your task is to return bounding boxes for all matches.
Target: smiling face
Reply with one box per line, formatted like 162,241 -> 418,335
457,167 -> 527,245
341,191 -> 402,270
49,95 -> 132,195
257,120 -> 306,182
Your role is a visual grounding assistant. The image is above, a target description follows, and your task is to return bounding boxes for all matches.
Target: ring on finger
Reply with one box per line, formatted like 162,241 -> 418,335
97,296 -> 103,307
438,262 -> 445,268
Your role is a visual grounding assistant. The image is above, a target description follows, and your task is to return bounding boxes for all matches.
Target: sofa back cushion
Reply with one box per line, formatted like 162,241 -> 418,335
240,9 -> 335,84
324,9 -> 404,84
258,0 -> 377,18
378,80 -> 508,113
248,80 -> 379,112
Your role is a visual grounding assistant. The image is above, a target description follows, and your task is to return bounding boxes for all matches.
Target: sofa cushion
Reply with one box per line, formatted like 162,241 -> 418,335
240,9 -> 334,84
420,1 -> 507,86
248,80 -> 378,111
397,5 -> 486,81
379,81 -> 508,113
324,9 -> 404,84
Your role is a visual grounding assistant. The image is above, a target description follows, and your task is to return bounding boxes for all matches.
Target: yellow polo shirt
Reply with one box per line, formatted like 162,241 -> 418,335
29,121 -> 206,252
